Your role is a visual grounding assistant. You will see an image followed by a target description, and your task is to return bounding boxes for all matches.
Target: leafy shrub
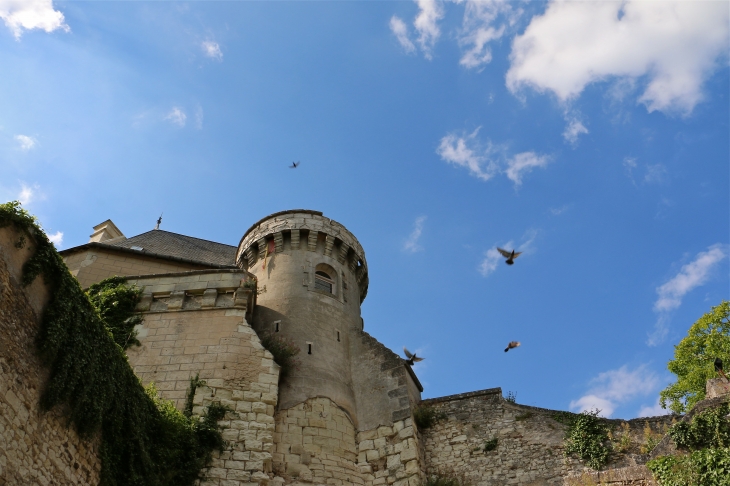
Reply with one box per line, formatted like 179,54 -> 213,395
260,333 -> 300,379
87,276 -> 143,349
563,409 -> 611,470
505,391 -> 516,403
413,404 -> 447,430
647,447 -> 730,486
668,403 -> 730,451
483,437 -> 498,452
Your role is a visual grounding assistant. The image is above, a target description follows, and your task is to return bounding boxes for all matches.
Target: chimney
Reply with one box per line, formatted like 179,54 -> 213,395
89,220 -> 125,243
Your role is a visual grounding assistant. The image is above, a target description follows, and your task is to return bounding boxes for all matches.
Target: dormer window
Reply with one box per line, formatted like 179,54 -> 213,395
314,271 -> 333,293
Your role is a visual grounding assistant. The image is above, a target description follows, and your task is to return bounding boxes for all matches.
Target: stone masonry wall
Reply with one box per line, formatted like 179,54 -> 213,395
272,397 -> 362,485
125,271 -> 279,485
356,416 -> 424,486
421,388 -> 677,486
0,226 -> 101,485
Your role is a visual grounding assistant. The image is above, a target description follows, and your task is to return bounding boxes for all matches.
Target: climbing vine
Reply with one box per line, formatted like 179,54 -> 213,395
647,403 -> 730,486
562,409 -> 611,470
0,201 -> 226,486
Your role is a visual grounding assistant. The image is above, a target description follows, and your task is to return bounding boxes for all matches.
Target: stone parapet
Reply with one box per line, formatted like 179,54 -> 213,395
236,210 -> 369,302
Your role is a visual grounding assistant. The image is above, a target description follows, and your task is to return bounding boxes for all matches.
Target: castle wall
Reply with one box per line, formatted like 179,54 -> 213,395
0,226 -> 101,484
124,271 -> 279,485
64,247 -> 207,288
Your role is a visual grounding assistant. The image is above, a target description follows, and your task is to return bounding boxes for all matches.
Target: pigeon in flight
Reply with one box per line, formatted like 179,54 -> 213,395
403,347 -> 424,366
497,248 -> 522,265
504,341 -> 521,353
715,358 -> 728,381
290,161 -> 300,168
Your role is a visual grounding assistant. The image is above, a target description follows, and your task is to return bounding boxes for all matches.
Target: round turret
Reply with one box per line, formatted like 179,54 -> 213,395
236,210 -> 369,417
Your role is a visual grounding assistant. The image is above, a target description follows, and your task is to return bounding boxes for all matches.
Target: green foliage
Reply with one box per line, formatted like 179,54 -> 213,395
515,412 -> 533,421
505,391 -> 516,403
260,333 -> 300,379
184,373 -> 205,418
647,448 -> 730,486
669,403 -> 730,451
413,404 -> 447,430
87,276 -> 143,349
0,201 -> 226,486
647,403 -> 730,485
563,410 -> 611,470
660,301 -> 730,414
483,437 -> 498,452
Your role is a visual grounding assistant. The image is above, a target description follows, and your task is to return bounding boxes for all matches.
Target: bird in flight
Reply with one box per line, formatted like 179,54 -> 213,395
715,358 -> 728,381
403,347 -> 424,366
504,341 -> 521,353
290,161 -> 300,168
497,248 -> 522,265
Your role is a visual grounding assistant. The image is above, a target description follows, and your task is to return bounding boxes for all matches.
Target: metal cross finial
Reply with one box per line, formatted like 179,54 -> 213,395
155,213 -> 163,230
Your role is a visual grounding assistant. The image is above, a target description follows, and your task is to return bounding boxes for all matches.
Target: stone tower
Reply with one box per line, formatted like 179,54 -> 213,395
236,210 -> 369,421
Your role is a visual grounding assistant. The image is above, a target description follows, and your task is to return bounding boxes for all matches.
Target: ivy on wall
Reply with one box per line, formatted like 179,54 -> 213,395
562,410 -> 611,471
647,403 -> 730,486
0,201 -> 226,486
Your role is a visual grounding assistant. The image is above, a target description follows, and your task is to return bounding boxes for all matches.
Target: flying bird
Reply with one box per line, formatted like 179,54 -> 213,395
504,341 -> 521,353
290,161 -> 300,168
403,347 -> 424,366
715,358 -> 728,381
497,248 -> 522,265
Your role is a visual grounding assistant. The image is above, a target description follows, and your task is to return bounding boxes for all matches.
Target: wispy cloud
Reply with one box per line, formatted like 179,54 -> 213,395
0,0 -> 69,39
437,128 -> 550,187
458,0 -> 517,70
504,152 -> 551,186
14,134 -> 37,150
389,16 -> 415,54
390,0 -> 443,59
644,164 -> 668,185
506,1 -> 729,115
479,246 -> 504,277
201,40 -> 222,60
403,216 -> 427,253
17,182 -> 40,205
570,365 -> 659,418
165,107 -> 187,128
47,230 -> 63,247
549,205 -> 569,216
562,117 -> 589,146
648,244 -> 727,345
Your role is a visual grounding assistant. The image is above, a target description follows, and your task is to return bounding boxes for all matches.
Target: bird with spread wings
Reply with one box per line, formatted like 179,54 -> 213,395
497,248 -> 522,265
403,347 -> 424,366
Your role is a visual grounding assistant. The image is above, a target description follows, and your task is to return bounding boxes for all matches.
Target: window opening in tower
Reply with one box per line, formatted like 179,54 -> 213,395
314,271 -> 333,293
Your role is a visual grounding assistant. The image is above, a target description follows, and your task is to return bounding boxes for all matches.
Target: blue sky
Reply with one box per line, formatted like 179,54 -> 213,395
1,0 -> 728,419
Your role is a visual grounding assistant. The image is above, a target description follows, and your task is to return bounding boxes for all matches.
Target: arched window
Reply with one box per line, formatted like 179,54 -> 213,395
314,270 -> 334,293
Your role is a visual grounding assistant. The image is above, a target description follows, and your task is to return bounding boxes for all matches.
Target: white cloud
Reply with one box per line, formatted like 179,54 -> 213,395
403,216 -> 427,253
504,152 -> 550,186
570,365 -> 659,418
201,40 -> 222,60
0,0 -> 69,39
437,128 -> 498,181
637,398 -> 670,418
506,1 -> 729,115
562,118 -> 588,146
17,182 -> 39,205
165,107 -> 187,128
549,205 -> 568,216
390,16 -> 416,54
47,230 -> 63,247
14,134 -> 36,150
479,246 -> 505,277
458,0 -> 515,69
649,244 -> 727,346
413,0 -> 443,60
438,128 -> 550,187
654,245 -> 727,313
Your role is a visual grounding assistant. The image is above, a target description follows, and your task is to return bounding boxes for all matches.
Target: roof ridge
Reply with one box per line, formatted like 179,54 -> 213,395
123,229 -> 236,248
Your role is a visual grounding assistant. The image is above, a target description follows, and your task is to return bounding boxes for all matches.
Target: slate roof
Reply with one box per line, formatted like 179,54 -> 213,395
107,230 -> 237,267
61,230 -> 238,268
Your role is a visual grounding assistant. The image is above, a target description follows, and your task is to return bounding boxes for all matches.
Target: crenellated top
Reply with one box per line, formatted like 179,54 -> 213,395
236,210 -> 369,302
